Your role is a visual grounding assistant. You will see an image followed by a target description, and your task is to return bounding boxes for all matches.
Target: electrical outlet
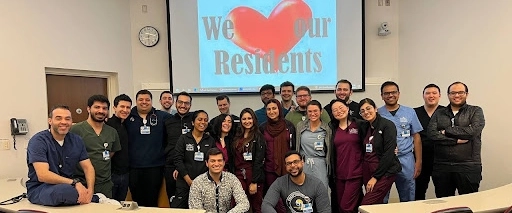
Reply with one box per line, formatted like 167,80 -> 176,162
378,0 -> 384,6
1,139 -> 10,150
385,0 -> 391,6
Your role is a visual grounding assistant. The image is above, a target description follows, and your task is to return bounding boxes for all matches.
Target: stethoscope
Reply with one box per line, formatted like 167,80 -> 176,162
143,112 -> 158,126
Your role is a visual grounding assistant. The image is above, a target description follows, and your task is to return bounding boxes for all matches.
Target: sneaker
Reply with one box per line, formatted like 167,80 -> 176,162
94,193 -> 122,206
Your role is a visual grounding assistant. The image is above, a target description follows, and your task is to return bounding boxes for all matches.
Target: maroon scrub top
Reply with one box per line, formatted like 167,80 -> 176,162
334,121 -> 363,180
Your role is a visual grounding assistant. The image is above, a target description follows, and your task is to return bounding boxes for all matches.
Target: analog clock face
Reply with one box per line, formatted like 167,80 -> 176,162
139,26 -> 159,47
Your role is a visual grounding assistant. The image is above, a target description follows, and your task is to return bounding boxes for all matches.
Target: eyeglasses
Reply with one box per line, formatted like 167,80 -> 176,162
0,193 -> 26,205
359,106 -> 374,115
382,91 -> 399,97
177,100 -> 191,106
296,94 -> 310,99
448,91 -> 467,96
260,91 -> 274,96
285,159 -> 302,167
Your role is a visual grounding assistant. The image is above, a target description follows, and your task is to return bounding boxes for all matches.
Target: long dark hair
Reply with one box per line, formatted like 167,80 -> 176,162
328,99 -> 349,128
211,114 -> 234,141
234,108 -> 259,149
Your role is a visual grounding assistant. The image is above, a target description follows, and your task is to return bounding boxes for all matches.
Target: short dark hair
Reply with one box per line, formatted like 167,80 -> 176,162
447,81 -> 468,93
380,81 -> 400,93
176,91 -> 193,103
423,84 -> 441,94
216,94 -> 230,104
136,89 -> 153,100
336,79 -> 353,91
48,105 -> 70,118
260,84 -> 275,94
280,81 -> 295,92
284,150 -> 303,161
206,147 -> 224,161
358,98 -> 377,110
87,95 -> 110,108
114,94 -> 132,107
295,86 -> 311,95
159,91 -> 172,100
307,100 -> 322,110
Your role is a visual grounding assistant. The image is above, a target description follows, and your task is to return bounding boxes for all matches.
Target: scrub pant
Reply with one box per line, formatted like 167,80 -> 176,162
129,166 -> 163,207
384,152 -> 415,203
170,177 -> 190,209
236,168 -> 263,213
27,183 -> 99,206
303,157 -> 329,189
164,166 -> 177,205
335,178 -> 362,213
265,171 -> 286,213
432,170 -> 481,198
360,175 -> 396,205
112,172 -> 129,201
95,180 -> 113,198
415,149 -> 434,200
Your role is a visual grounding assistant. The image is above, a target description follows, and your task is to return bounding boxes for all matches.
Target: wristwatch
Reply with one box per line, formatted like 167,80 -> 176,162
71,178 -> 80,187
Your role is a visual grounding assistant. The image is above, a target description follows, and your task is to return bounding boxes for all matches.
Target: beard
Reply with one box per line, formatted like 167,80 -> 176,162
91,113 -> 106,122
289,167 -> 304,177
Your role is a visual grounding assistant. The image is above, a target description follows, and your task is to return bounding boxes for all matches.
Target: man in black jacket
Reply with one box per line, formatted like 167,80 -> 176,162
105,94 -> 132,201
427,82 -> 485,198
164,91 -> 194,204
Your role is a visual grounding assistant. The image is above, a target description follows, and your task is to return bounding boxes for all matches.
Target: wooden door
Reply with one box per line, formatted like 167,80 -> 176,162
46,74 -> 108,123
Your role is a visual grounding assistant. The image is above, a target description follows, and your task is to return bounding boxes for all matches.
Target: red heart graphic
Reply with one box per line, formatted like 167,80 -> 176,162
227,0 -> 312,71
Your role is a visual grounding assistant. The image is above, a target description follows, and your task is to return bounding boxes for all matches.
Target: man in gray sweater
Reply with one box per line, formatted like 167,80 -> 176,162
262,150 -> 331,213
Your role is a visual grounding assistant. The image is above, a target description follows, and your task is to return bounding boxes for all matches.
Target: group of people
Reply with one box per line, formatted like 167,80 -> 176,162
25,79 -> 485,213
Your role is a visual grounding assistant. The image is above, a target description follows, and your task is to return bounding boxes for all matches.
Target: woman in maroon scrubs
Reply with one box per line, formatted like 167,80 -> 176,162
259,99 -> 295,213
358,98 -> 402,205
211,113 -> 234,172
230,108 -> 266,213
329,99 -> 367,213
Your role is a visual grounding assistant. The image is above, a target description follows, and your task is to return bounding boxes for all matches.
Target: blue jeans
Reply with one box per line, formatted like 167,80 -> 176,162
112,173 -> 129,201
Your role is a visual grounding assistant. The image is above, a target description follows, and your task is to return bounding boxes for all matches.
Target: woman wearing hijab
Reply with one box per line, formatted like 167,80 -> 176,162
259,99 -> 296,213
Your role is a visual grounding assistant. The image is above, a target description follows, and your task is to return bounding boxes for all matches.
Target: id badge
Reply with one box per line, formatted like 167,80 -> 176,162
314,142 -> 323,151
103,150 -> 110,160
243,152 -> 253,161
401,130 -> 411,138
140,126 -> 150,134
194,152 -> 204,161
182,128 -> 190,135
365,144 -> 373,153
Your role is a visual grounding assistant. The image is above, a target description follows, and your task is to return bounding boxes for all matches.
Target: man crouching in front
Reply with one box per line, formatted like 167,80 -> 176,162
26,105 -> 98,206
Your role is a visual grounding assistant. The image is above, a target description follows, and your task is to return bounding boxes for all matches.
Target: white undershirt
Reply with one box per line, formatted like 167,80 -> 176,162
56,140 -> 64,146
453,111 -> 459,115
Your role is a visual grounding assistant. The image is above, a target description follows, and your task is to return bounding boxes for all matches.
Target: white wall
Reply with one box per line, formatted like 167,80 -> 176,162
0,0 -> 133,179
398,0 -> 512,197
